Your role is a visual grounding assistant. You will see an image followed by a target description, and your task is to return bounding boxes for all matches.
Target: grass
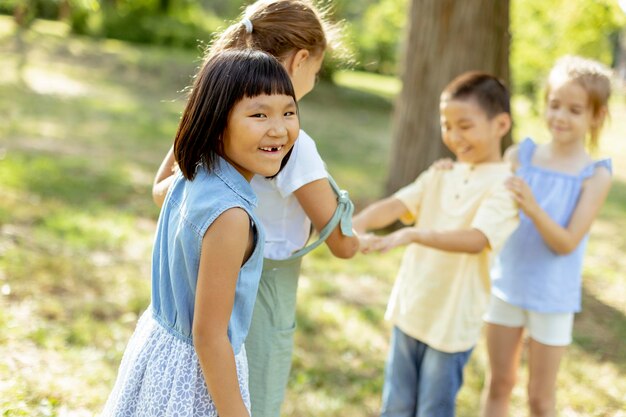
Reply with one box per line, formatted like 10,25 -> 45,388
1,16 -> 625,417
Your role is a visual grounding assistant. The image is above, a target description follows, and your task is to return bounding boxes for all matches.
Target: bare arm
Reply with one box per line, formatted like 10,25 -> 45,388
294,178 -> 359,259
352,197 -> 409,234
371,227 -> 489,254
507,167 -> 611,255
152,146 -> 177,208
193,208 -> 252,417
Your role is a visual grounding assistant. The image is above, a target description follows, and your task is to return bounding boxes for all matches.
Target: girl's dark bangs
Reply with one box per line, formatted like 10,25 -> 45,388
242,63 -> 295,98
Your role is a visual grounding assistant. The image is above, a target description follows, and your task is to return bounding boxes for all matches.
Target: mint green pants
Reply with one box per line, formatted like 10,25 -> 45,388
246,257 -> 302,417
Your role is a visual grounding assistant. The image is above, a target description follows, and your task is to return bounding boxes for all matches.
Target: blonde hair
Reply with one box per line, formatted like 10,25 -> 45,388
546,55 -> 612,150
210,0 -> 344,63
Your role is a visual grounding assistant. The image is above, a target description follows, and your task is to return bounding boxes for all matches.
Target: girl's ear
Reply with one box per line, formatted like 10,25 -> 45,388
285,49 -> 310,76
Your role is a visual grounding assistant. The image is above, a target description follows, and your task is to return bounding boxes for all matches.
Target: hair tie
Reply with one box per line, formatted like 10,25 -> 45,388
241,18 -> 253,34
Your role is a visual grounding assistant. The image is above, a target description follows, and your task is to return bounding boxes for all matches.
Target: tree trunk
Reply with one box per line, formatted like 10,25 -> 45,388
385,0 -> 510,195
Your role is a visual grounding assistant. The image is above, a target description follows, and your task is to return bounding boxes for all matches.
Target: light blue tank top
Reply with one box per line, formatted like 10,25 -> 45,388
491,138 -> 612,313
150,157 -> 265,354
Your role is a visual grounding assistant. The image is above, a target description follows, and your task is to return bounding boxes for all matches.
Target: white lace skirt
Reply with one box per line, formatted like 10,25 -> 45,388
101,309 -> 250,417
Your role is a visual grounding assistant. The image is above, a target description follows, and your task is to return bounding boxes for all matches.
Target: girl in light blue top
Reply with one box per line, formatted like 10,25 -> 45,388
483,56 -> 613,417
101,49 -> 299,417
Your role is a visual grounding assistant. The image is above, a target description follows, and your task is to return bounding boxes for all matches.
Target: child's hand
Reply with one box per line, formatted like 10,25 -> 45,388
359,233 -> 381,254
430,158 -> 454,170
372,228 -> 418,253
506,176 -> 540,217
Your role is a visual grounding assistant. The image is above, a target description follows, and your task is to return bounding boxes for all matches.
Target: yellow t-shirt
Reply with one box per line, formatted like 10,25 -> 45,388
387,162 -> 519,353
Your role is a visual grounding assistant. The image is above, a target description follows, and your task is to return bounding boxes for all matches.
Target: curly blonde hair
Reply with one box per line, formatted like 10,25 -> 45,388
546,55 -> 612,150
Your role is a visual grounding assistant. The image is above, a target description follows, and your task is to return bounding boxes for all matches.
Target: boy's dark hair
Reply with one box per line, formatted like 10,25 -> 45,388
441,71 -> 510,117
174,49 -> 297,180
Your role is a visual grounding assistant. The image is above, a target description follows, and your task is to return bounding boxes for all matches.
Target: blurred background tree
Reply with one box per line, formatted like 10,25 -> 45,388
385,0 -> 510,194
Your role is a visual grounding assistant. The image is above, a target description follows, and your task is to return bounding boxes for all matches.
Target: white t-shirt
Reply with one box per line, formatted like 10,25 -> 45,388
251,130 -> 328,260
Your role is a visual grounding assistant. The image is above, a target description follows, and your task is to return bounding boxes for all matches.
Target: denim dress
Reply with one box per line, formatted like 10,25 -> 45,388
492,138 -> 612,313
101,157 -> 265,417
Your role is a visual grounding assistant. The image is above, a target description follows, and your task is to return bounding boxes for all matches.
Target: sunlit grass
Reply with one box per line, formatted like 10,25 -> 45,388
333,69 -> 402,101
298,79 -> 394,203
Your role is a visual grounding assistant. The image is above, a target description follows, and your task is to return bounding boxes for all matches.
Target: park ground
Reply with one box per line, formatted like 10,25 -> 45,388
0,16 -> 625,417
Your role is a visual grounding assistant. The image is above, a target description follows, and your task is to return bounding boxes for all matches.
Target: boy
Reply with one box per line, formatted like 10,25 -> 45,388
354,72 -> 520,417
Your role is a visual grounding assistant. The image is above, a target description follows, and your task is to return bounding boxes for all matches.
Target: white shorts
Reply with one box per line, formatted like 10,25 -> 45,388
483,295 -> 574,346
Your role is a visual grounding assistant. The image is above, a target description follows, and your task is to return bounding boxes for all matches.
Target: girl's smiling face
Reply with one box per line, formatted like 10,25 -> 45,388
545,80 -> 594,146
221,93 -> 299,181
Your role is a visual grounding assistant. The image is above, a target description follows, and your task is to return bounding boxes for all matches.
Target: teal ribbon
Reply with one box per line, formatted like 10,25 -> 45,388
283,174 -> 354,261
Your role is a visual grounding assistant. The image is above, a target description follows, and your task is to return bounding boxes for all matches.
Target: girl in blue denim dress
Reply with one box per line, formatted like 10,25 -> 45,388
482,56 -> 613,417
101,49 -> 299,417
151,3 -> 360,417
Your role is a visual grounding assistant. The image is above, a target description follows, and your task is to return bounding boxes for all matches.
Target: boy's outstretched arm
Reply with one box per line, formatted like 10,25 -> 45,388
352,197 -> 409,234
374,227 -> 489,254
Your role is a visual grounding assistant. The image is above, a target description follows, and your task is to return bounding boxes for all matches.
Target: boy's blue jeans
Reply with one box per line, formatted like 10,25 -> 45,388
380,326 -> 473,417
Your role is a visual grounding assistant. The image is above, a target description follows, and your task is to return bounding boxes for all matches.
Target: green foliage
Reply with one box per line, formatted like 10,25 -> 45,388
14,0 -> 61,20
66,0 -> 99,35
199,0 -> 243,19
0,0 -> 18,15
352,0 -> 407,74
333,0 -> 407,75
95,1 -> 221,48
511,0 -> 625,99
331,0 -> 381,21
0,0 -> 223,48
0,0 -> 37,29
